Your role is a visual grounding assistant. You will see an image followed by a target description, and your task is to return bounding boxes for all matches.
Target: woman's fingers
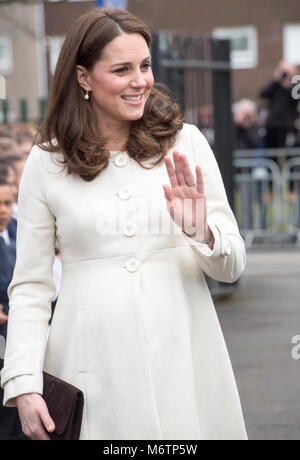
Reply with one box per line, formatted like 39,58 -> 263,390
173,151 -> 186,186
163,157 -> 179,188
164,152 -> 194,188
180,154 -> 195,186
196,165 -> 205,195
17,393 -> 55,440
162,184 -> 173,201
164,152 -> 205,197
38,400 -> 55,434
21,410 -> 51,440
31,422 -> 51,441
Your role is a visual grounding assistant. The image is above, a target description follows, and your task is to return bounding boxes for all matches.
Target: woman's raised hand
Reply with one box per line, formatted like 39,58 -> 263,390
162,151 -> 210,242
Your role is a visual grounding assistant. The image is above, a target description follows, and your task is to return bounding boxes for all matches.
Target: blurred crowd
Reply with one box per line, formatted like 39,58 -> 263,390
233,60 -> 300,151
0,123 -> 62,440
198,60 -> 300,152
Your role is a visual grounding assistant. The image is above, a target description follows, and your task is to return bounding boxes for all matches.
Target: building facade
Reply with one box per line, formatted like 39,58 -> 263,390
1,0 -> 300,122
0,2 -> 48,122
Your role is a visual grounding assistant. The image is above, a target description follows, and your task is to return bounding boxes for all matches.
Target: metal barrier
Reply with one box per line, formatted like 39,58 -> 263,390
282,157 -> 300,246
234,148 -> 300,248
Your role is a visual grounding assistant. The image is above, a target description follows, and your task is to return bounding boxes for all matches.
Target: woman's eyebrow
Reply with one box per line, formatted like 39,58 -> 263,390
110,56 -> 151,68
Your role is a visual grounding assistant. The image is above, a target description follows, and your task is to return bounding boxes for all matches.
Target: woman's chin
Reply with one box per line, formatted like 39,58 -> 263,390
123,113 -> 145,122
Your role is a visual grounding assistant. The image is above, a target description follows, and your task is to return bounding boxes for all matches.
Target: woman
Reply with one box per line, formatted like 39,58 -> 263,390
0,9 -> 247,440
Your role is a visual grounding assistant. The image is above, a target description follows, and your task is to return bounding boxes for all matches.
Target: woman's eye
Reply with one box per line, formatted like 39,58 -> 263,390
115,67 -> 128,74
115,63 -> 151,74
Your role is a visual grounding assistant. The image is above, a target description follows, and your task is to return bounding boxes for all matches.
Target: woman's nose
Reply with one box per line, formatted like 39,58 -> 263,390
130,69 -> 147,88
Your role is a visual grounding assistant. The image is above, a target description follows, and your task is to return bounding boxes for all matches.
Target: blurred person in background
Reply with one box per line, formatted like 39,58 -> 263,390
15,131 -> 34,158
0,160 -> 17,308
0,177 -> 26,440
0,127 -> 14,139
0,154 -> 26,221
260,60 -> 299,149
294,117 -> 300,147
0,178 -> 15,342
198,105 -> 214,146
0,138 -> 21,158
0,159 -> 18,204
0,158 -> 18,238
233,99 -> 261,150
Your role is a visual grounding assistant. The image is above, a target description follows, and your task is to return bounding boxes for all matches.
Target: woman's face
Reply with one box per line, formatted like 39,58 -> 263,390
78,33 -> 154,126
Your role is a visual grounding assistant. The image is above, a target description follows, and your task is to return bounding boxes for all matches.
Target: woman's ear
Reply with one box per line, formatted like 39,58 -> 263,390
76,65 -> 91,91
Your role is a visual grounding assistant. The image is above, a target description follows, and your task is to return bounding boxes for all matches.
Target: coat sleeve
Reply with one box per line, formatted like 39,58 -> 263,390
182,124 -> 246,283
259,80 -> 279,99
0,146 -> 56,407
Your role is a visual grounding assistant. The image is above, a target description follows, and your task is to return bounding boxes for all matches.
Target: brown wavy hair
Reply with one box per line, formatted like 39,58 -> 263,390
36,8 -> 183,182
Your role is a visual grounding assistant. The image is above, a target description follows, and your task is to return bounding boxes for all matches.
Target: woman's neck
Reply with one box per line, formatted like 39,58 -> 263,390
98,119 -> 131,152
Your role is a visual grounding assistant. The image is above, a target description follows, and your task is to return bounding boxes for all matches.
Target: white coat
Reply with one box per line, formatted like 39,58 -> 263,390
0,123 -> 247,440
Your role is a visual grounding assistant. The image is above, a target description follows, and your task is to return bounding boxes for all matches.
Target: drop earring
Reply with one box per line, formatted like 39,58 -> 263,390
84,90 -> 89,100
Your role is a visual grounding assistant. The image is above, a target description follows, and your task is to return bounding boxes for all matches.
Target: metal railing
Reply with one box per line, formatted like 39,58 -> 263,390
234,148 -> 300,248
282,157 -> 300,241
0,98 -> 47,124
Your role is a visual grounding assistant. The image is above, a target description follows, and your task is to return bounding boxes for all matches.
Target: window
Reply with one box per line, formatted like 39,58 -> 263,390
213,26 -> 258,70
283,24 -> 300,65
0,37 -> 13,76
48,36 -> 65,75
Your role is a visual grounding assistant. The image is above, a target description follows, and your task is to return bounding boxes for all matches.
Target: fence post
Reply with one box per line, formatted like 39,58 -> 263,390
20,99 -> 28,123
1,99 -> 9,123
151,32 -> 163,83
151,32 -> 185,114
38,98 -> 47,124
211,38 -> 234,211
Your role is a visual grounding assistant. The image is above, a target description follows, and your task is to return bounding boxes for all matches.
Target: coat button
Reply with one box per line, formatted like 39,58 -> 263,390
122,222 -> 137,237
118,188 -> 132,200
114,154 -> 128,167
225,245 -> 231,256
126,258 -> 140,272
222,241 -> 231,256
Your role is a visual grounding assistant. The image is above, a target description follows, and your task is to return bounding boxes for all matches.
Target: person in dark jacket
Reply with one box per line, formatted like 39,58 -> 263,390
233,99 -> 261,150
260,60 -> 299,149
0,159 -> 18,308
0,277 -> 9,305
0,177 -> 27,440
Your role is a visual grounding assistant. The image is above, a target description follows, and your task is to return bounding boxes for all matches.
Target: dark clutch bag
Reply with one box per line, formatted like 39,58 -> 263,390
42,371 -> 84,440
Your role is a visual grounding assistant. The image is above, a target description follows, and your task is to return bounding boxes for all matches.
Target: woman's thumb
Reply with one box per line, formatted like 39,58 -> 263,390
39,403 -> 55,432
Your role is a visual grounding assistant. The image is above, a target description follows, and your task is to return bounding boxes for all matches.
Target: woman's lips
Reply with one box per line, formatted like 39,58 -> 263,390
121,94 -> 143,105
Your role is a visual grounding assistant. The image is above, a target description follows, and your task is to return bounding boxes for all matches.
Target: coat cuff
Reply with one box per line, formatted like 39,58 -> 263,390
182,219 -> 222,258
2,373 -> 43,407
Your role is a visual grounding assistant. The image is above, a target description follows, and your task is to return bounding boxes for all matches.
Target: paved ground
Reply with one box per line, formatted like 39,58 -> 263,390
215,250 -> 300,440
